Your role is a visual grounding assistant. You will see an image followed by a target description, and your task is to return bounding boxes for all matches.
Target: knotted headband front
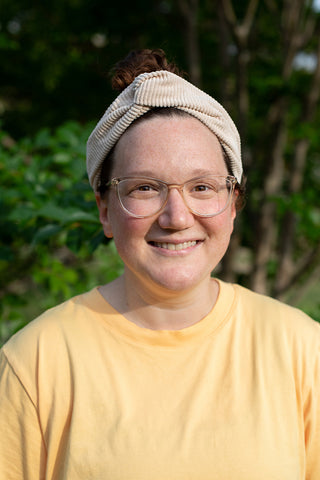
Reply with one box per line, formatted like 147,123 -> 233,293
86,70 -> 242,191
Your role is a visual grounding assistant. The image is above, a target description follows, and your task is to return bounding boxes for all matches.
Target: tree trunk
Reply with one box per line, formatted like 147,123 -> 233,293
177,0 -> 202,86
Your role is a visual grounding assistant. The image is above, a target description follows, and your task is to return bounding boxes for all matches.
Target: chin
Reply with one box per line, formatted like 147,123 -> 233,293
148,270 -> 208,293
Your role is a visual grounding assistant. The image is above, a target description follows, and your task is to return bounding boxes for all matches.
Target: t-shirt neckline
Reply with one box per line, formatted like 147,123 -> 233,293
82,279 -> 236,348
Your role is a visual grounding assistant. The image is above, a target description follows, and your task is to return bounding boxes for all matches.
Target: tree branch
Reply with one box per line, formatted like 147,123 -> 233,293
220,0 -> 237,27
275,244 -> 320,298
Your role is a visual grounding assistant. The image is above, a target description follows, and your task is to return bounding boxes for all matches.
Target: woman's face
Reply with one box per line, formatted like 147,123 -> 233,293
96,115 -> 237,296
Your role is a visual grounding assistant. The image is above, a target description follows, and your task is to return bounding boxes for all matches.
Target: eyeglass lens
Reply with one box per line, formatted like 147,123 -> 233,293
116,176 -> 234,218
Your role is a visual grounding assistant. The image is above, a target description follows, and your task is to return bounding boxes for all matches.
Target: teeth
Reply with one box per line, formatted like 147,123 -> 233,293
153,241 -> 197,251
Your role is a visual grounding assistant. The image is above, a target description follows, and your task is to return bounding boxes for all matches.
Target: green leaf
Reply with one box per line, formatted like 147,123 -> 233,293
36,203 -> 99,225
8,206 -> 35,223
53,152 -> 72,164
32,224 -> 62,245
66,210 -> 99,224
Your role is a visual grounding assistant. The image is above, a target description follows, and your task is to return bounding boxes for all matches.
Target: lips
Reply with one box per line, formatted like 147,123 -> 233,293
150,240 -> 198,251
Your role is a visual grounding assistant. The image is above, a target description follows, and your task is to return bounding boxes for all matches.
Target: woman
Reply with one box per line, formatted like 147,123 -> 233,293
0,49 -> 319,479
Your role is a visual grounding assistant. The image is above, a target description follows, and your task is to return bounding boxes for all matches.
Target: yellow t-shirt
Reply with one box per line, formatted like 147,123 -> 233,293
0,280 -> 319,480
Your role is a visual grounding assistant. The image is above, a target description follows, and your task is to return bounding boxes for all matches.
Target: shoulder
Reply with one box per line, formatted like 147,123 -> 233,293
227,281 -> 320,357
1,288 -> 112,397
217,281 -> 320,395
232,282 -> 317,324
218,280 -> 320,356
3,287 -> 101,348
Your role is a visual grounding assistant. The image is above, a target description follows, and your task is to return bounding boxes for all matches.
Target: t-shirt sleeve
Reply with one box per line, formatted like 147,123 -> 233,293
305,343 -> 320,480
0,349 -> 46,480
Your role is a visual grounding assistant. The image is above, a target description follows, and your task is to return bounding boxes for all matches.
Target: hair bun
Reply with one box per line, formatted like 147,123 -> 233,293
111,49 -> 183,92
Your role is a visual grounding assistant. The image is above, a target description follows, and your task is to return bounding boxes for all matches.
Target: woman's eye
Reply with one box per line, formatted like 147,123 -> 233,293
194,184 -> 209,191
193,184 -> 214,192
127,182 -> 160,196
189,181 -> 220,196
136,184 -> 156,191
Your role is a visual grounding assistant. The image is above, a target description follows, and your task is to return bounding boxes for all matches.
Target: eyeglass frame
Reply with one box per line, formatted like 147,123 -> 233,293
104,174 -> 238,219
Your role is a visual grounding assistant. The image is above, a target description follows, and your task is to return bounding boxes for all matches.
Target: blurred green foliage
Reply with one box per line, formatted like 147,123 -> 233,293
0,122 -> 124,344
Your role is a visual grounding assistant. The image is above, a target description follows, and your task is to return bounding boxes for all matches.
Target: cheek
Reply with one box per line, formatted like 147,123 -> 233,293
110,216 -> 152,271
204,209 -> 235,237
109,210 -> 150,247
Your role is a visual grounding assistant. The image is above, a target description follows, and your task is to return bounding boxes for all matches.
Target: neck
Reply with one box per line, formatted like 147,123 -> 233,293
100,273 -> 219,330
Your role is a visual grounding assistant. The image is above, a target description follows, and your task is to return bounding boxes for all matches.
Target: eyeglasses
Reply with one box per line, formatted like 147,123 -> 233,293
105,175 -> 237,218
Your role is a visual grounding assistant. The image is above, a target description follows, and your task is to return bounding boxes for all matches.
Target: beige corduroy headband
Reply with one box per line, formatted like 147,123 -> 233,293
86,70 -> 242,191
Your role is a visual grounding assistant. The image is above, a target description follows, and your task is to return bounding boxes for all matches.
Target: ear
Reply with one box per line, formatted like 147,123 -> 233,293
95,193 -> 113,238
230,189 -> 239,222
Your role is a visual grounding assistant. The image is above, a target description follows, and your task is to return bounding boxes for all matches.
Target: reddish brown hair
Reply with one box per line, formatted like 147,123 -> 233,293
111,49 -> 184,92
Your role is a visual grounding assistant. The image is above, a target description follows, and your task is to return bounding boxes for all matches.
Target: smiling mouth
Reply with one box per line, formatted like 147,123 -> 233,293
150,240 -> 198,251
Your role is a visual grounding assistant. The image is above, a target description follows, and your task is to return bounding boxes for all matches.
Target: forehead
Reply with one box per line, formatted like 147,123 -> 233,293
112,115 -> 227,179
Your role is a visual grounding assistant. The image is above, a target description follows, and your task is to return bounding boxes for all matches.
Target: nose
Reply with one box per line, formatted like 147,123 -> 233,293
157,188 -> 195,230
